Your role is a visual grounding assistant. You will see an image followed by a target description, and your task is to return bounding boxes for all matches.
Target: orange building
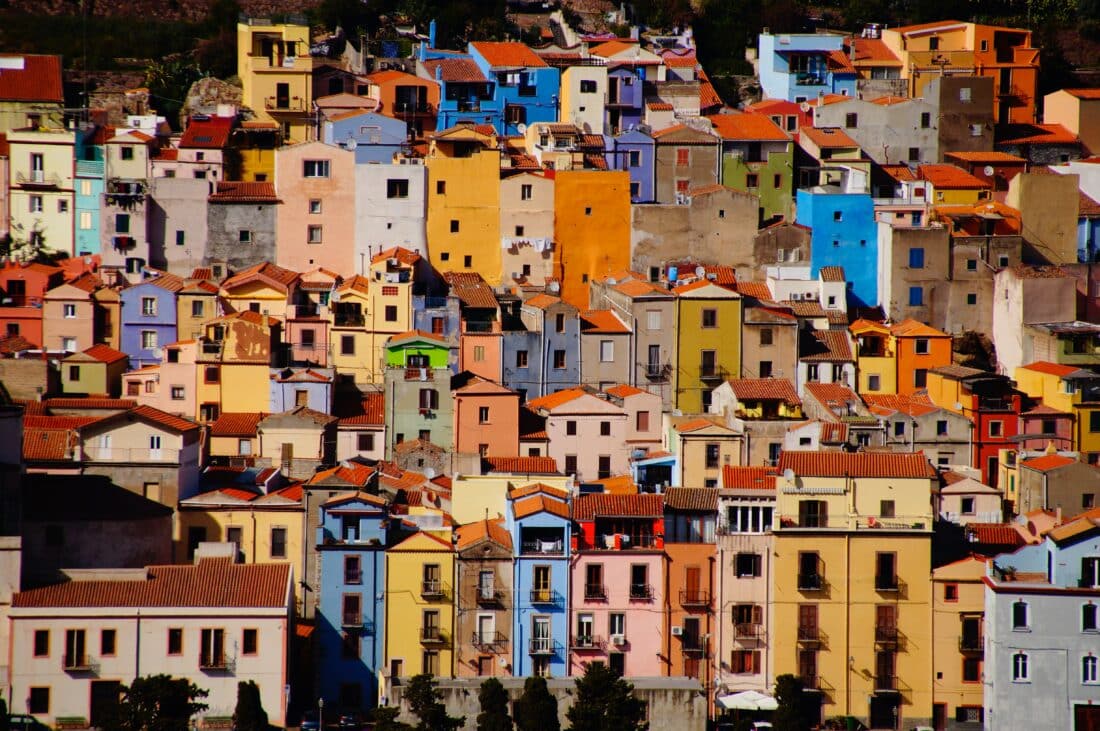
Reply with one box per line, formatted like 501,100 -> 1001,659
663,488 -> 717,695
451,373 -> 520,458
553,170 -> 632,308
891,319 -> 953,395
364,68 -> 440,137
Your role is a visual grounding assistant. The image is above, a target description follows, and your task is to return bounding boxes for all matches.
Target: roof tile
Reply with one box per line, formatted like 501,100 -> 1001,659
777,451 -> 937,478
573,493 -> 662,521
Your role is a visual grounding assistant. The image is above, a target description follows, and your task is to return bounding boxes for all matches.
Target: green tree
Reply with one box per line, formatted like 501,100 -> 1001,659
233,680 -> 268,731
773,674 -> 809,731
371,706 -> 413,731
405,673 -> 464,731
564,662 -> 647,731
144,60 -> 206,130
109,675 -> 209,731
477,677 -> 513,731
513,676 -> 559,731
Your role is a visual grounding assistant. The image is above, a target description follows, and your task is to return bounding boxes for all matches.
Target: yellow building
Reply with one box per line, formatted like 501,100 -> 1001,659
6,128 -> 76,257
198,311 -> 281,417
449,474 -> 572,525
1015,361 -> 1100,456
236,19 -> 314,143
176,483 -> 305,609
385,531 -> 456,679
552,169 -> 631,308
850,319 -> 897,395
931,555 -> 987,728
773,451 -> 936,729
673,280 -> 742,413
331,275 -> 372,383
60,344 -> 129,396
177,280 -> 219,341
668,415 -> 743,488
918,165 -> 992,205
425,125 -> 502,283
218,262 -> 298,322
364,248 -> 417,384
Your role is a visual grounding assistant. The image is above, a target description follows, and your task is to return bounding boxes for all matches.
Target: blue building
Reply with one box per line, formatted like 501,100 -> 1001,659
316,492 -> 388,709
796,188 -> 877,307
607,128 -> 656,203
607,67 -> 646,134
269,367 -> 334,413
120,271 -> 183,366
1080,197 -> 1100,262
507,484 -> 571,678
757,32 -> 857,103
75,126 -> 106,257
320,111 -> 407,164
500,293 -> 580,402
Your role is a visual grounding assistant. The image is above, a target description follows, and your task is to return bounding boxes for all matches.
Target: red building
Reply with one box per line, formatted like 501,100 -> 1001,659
0,261 -> 64,346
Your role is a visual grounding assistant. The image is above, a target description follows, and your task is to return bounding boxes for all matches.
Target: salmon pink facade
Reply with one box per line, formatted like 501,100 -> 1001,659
452,373 -> 520,457
0,261 -> 64,346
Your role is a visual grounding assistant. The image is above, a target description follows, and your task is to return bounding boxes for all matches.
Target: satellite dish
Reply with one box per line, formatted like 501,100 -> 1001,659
345,138 -> 358,151
799,101 -> 811,113
517,123 -> 528,134
548,281 -> 561,294
424,467 -> 437,479
783,468 -> 795,481
694,266 -> 706,279
983,165 -> 995,177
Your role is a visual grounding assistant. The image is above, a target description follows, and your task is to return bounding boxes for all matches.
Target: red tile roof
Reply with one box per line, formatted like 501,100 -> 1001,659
129,405 -> 200,433
850,38 -> 901,64
311,463 -> 376,487
863,393 -> 939,418
484,456 -> 559,474
777,451 -> 937,478
918,164 -> 992,190
513,494 -> 570,519
444,271 -> 498,309
209,412 -> 266,437
337,392 -> 385,426
721,465 -> 777,490
580,309 -> 630,334
12,558 -> 291,608
209,181 -> 280,203
736,281 -> 774,300
510,483 -> 569,500
674,417 -> 724,433
727,378 -> 801,405
422,57 -> 487,83
1063,89 -> 1100,100
801,126 -> 860,150
1021,454 -> 1077,472
524,292 -> 563,310
23,415 -> 100,430
79,343 -> 128,364
804,382 -> 862,408
664,487 -> 718,511
221,262 -> 299,291
180,116 -> 234,149
698,68 -> 723,110
605,384 -> 648,398
967,522 -> 1025,547
372,246 -> 422,266
44,398 -> 136,410
0,334 -> 36,355
1082,191 -> 1100,217
23,428 -> 73,461
944,150 -> 1027,163
1019,361 -> 1080,377
825,49 -> 856,73
456,518 -> 513,550
527,388 -> 587,412
998,123 -> 1079,146
707,113 -> 789,142
0,55 -> 63,103
471,42 -> 547,68
803,330 -> 853,362
819,266 -> 845,282
819,421 -> 850,443
573,493 -> 662,520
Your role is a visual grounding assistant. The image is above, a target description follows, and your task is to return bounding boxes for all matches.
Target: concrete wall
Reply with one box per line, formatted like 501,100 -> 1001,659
1006,172 -> 1080,265
206,201 -> 278,272
149,177 -> 211,275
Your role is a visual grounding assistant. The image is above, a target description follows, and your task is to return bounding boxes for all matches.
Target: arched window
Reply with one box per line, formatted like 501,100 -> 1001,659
1084,655 -> 1098,684
1012,652 -> 1029,681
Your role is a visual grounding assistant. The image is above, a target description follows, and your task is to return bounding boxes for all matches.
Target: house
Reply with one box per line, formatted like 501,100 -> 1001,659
673,279 -> 742,413
773,451 -> 937,728
1014,361 -> 1100,459
100,129 -> 155,278
607,128 -> 656,203
651,124 -> 720,205
570,493 -> 665,677
275,141 -> 356,274
709,112 -> 794,222
579,310 -> 632,390
173,114 -> 234,181
360,249 -> 423,384
507,483 -> 571,678
797,188 -> 877,306
943,151 -> 1028,198
605,384 -> 663,458
384,530 -> 456,683
918,164 -> 993,205
60,344 -> 129,397
526,388 -> 628,482
1015,454 -> 1100,516
355,152 -> 428,262
451,373 -> 519,458
269,367 -> 333,414
320,110 -> 407,163
552,170 -> 632,308
175,278 -> 219,342
207,411 -> 265,463
120,272 -> 184,366
0,261 -> 63,346
811,95 -> 939,166
5,128 -> 77,259
467,42 -> 561,136
559,63 -> 607,135
0,54 -> 64,134
996,123 -> 1083,165
198,310 -> 283,418
382,330 -> 453,456
862,393 -> 972,469
10,555 -> 293,727
591,41 -> 663,133
363,68 -> 439,137
1043,88 -> 1100,156
931,555 -> 988,729
500,292 -> 580,401
206,182 -> 282,272
983,512 -> 1100,730
236,18 -> 314,142
802,382 -> 884,449
710,378 -> 803,466
316,491 -> 388,707
257,406 -> 337,479
797,126 -> 871,193
670,416 -> 743,486
756,31 -> 857,102
499,171 -> 555,287
798,328 -> 857,397
454,518 -> 514,678
334,390 -> 385,462
938,471 -> 1003,524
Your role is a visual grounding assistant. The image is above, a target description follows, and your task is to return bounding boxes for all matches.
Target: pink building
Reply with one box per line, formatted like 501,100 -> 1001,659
459,321 -> 502,383
452,373 -> 520,457
570,492 -> 666,677
1018,403 -> 1074,452
0,261 -> 64,346
605,384 -> 663,456
275,141 -> 356,274
286,267 -> 340,367
526,388 -> 630,482
122,340 -> 200,419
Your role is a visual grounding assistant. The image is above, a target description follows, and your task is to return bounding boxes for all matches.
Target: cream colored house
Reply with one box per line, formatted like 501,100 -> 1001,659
6,128 -> 76,256
449,473 -> 573,525
257,406 -> 337,479
499,172 -> 555,286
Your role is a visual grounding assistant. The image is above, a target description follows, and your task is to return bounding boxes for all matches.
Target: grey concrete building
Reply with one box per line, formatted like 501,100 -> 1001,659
750,221 -> 812,276
652,123 -> 720,204
812,95 -> 939,166
927,76 -> 995,161
205,181 -> 280,272
579,309 -> 632,391
499,292 -> 580,402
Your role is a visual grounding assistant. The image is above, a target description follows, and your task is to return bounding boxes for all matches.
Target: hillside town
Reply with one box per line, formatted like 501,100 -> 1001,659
1,7 -> 1100,731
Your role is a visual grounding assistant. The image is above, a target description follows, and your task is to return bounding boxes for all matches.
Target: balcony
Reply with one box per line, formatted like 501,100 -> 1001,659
799,673 -> 820,691
797,627 -> 823,646
289,302 -> 320,319
404,367 -> 434,381
794,72 -> 827,87
529,588 -> 561,605
476,585 -> 505,605
798,573 -> 824,591
199,654 -> 233,672
584,584 -> 607,600
735,623 -> 765,640
593,533 -> 661,550
421,579 -> 448,600
457,100 -> 482,113
874,674 -> 897,692
16,170 -> 61,187
682,640 -> 707,655
62,654 -> 96,673
342,613 -> 365,629
264,96 -> 307,112
394,101 -> 436,115
528,638 -> 555,655
571,634 -> 604,650
959,635 -> 984,653
82,446 -> 181,463
679,589 -> 711,608
472,631 -> 507,651
0,295 -> 43,308
629,583 -> 653,600
521,539 -> 564,555
699,365 -> 729,382
76,159 -> 105,177
420,627 -> 447,645
875,626 -> 899,645
875,575 -> 900,592
645,363 -> 671,382
334,312 -> 365,327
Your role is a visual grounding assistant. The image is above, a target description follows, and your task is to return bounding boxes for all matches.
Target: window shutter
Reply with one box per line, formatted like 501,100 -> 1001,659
752,651 -> 761,674
753,605 -> 763,624
956,707 -> 967,723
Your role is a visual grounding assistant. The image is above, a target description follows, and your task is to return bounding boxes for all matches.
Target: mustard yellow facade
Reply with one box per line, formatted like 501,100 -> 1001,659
364,251 -> 416,384
330,278 -> 373,384
237,20 -> 314,143
932,556 -> 987,726
384,531 -> 456,678
674,282 -> 742,414
1015,363 -> 1100,456
219,280 -> 291,322
449,474 -> 572,525
425,127 -> 502,283
851,321 -> 898,395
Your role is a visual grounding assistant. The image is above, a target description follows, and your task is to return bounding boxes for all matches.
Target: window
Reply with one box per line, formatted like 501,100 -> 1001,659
1086,655 -> 1100,684
270,527 -> 287,558
908,286 -> 923,306
989,421 -> 1003,438
168,628 -> 183,655
759,328 -> 774,346
385,305 -> 397,322
303,160 -> 330,178
553,350 -> 566,369
141,331 -> 157,350
732,649 -> 760,674
516,350 -> 528,368
746,173 -> 758,188
478,406 -> 490,425
1012,651 -> 1029,681
418,388 -> 439,410
774,173 -> 783,189
736,552 -> 761,577
702,309 -> 717,328
28,688 -> 49,714
1083,557 -> 1100,587
868,374 -> 881,391
309,199 -> 322,214
387,179 -> 409,198
79,211 -> 92,230
66,365 -> 79,382
600,421 -> 611,436
600,340 -> 614,362
242,628 -> 258,655
1084,603 -> 1098,632
880,500 -> 896,519
171,386 -> 184,400
1012,600 -> 1029,630
845,112 -> 858,128
564,453 -> 578,474
579,79 -> 598,93
307,225 -> 323,244
914,368 -> 928,388
705,443 -> 720,469
341,335 -> 355,356
960,87 -> 972,102
676,148 -> 689,166
33,629 -> 49,656
893,421 -> 905,437
920,112 -> 931,128
908,147 -> 920,162
962,656 -> 981,682
629,150 -> 641,167
960,497 -> 975,515
520,183 -> 534,201
239,229 -> 252,244
344,555 -> 362,585
450,219 -> 460,233
908,248 -> 925,269
944,583 -> 958,602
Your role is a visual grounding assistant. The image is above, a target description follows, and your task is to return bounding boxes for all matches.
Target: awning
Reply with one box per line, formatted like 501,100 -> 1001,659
717,690 -> 778,711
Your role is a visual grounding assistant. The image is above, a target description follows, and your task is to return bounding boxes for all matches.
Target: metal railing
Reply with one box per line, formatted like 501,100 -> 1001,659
699,365 -> 729,381
472,631 -> 507,650
959,635 -> 983,653
421,579 -> 447,599
334,312 -> 365,327
875,575 -> 900,592
629,583 -> 653,600
477,586 -> 505,605
874,674 -> 897,691
797,626 -> 823,644
420,626 -> 447,644
529,588 -> 560,605
0,295 -> 44,307
199,654 -> 232,671
528,638 -> 555,655
584,584 -> 606,600
798,573 -> 824,591
83,447 -> 181,463
62,654 -> 95,672
679,589 -> 710,607
875,626 -> 899,645
16,170 -> 61,186
735,623 -> 765,640
264,96 -> 307,111
570,634 -> 604,650
521,540 -> 564,555
342,613 -> 363,628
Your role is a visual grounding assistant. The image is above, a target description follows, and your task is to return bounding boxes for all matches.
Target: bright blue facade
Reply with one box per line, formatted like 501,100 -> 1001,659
500,301 -> 580,401
507,493 -> 571,678
120,276 -> 179,366
1080,214 -> 1100,262
269,368 -> 334,413
608,129 -> 656,203
316,495 -> 387,708
467,44 -> 560,137
757,33 -> 857,103
75,130 -> 105,257
321,112 -> 407,164
797,189 -> 877,307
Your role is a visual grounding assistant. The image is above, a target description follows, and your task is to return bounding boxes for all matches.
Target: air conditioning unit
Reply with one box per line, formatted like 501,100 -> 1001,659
791,293 -> 802,301
670,626 -> 683,636
805,292 -> 818,300
611,634 -> 626,646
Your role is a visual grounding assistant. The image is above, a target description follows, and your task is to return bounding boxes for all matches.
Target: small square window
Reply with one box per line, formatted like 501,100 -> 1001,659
967,293 -> 977,305
308,225 -> 323,244
450,220 -> 460,233
239,230 -> 252,244
464,255 -> 472,268
436,180 -> 446,194
585,207 -> 592,216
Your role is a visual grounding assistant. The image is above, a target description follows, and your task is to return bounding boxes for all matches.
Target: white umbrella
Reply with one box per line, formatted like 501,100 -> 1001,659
717,690 -> 778,711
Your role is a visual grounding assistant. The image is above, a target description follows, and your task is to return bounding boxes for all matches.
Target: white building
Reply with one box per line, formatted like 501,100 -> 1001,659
355,157 -> 427,271
9,555 -> 293,727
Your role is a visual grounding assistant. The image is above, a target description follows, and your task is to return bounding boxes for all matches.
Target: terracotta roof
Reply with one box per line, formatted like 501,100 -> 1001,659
804,381 -> 861,405
580,309 -> 630,334
819,266 -> 845,282
661,54 -> 698,68
509,482 -> 569,500
891,19 -> 966,34
337,274 -> 370,295
727,378 -> 801,405
664,487 -> 718,512
605,384 -> 648,398
613,278 -> 671,298
471,41 -> 547,68
944,150 -> 1027,163
527,387 -> 587,412
698,68 -> 723,109
128,405 -> 200,433
23,428 -> 73,461
967,523 -> 1025,547
513,494 -> 570,519
209,181 -> 280,203
456,518 -> 513,550
863,393 -> 939,418
221,262 -> 299,291
336,391 -> 385,426
310,463 -> 375,487
372,246 -> 422,266
0,334 -> 36,355
589,474 -> 638,495
1020,454 -> 1077,472
366,68 -> 424,85
803,330 -> 853,362
801,126 -> 860,150
880,164 -> 917,183
483,456 -> 559,474
819,421 -> 850,443
209,412 -> 266,437
721,465 -> 777,490
778,451 -> 937,478
930,363 -> 992,380
888,319 -> 948,338
1019,361 -> 1081,377
647,101 -> 674,110
524,292 -> 563,311
850,38 -> 901,64
421,57 -> 487,83
918,164 -> 992,190
79,343 -> 128,364
0,55 -> 63,102
590,40 -> 639,58
1081,192 -> 1100,217
443,271 -> 498,309
998,123 -> 1079,146
736,281 -> 774,300
707,113 -> 789,141
180,116 -> 234,149
387,329 -> 446,348
673,416 -> 724,433
519,407 -> 547,439
825,49 -> 856,73
23,415 -> 99,430
44,398 -> 136,410
573,493 -> 662,520
12,559 -> 290,608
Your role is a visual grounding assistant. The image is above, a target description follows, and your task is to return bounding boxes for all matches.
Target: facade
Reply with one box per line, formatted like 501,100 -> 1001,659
0,261 -> 63,347
553,170 -> 632,308
757,32 -> 857,102
652,125 -> 720,205
454,519 -> 514,679
60,344 -> 129,397
797,189 -> 877,307
452,374 -> 519,458
120,273 -> 183,366
6,128 -> 76,258
236,19 -> 314,142
385,530 -> 456,681
275,141 -> 356,274
931,556 -> 988,730
710,113 -> 794,222
674,280 -> 742,413
526,388 -> 628,482
664,488 -> 718,694
206,182 -> 281,272
382,331 -> 453,456
500,294 -> 580,401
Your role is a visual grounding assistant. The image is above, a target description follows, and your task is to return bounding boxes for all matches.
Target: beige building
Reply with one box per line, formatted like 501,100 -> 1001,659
741,304 -> 799,381
61,344 -> 129,397
931,555 -> 988,729
1043,89 -> 1100,155
257,406 -> 337,479
6,128 -> 76,257
500,172 -> 555,286
559,65 -> 607,134
1006,170 -> 1080,266
669,415 -> 743,488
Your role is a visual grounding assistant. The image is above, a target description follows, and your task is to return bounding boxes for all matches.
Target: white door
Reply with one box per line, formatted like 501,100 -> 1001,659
149,435 -> 162,460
